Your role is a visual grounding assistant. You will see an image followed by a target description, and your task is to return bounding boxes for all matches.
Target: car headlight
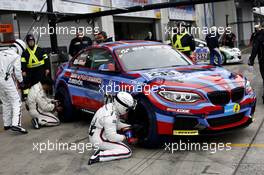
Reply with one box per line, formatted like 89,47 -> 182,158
158,91 -> 202,103
245,80 -> 253,95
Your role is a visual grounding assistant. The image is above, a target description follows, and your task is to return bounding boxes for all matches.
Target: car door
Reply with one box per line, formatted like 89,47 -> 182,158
88,48 -> 137,109
86,48 -> 123,110
67,49 -> 104,113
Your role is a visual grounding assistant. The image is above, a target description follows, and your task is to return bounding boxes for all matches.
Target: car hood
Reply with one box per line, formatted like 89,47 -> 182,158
220,47 -> 241,55
128,65 -> 245,91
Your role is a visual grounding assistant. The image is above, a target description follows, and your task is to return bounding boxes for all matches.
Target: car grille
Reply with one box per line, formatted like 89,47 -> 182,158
174,117 -> 199,130
207,112 -> 245,127
208,87 -> 245,105
231,87 -> 245,102
208,91 -> 230,105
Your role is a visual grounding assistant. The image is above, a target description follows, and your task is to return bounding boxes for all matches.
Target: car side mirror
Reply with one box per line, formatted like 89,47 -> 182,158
98,63 -> 116,72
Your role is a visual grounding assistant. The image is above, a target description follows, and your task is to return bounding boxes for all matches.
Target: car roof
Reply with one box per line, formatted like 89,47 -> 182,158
98,40 -> 164,50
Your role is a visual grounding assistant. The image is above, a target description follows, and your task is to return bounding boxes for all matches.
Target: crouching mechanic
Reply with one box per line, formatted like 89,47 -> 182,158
27,77 -> 61,129
88,92 -> 137,165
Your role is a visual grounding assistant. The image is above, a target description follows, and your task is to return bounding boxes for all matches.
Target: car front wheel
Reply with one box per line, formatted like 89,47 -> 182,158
55,87 -> 75,122
129,98 -> 161,148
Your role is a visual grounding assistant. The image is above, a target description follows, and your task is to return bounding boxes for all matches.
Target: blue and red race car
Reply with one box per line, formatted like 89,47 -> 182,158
55,40 -> 256,147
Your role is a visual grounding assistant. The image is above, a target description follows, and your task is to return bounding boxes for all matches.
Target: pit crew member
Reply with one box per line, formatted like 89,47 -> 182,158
27,77 -> 61,129
88,92 -> 137,165
0,39 -> 28,134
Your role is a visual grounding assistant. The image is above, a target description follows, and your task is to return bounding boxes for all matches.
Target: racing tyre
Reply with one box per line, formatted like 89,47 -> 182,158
213,54 -> 223,66
129,98 -> 160,148
221,52 -> 227,64
55,87 -> 75,122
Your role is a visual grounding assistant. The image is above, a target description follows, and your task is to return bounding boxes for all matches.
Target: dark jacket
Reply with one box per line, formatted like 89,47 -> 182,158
21,45 -> 50,86
21,45 -> 50,72
222,32 -> 236,48
69,36 -> 92,57
248,29 -> 264,66
205,33 -> 220,50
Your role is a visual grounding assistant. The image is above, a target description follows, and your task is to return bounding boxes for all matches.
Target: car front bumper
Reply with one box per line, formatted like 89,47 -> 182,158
226,55 -> 243,64
155,96 -> 256,136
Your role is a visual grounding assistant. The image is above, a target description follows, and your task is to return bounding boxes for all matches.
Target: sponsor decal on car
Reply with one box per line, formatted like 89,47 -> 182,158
68,78 -> 83,86
173,130 -> 199,136
69,73 -> 102,84
233,103 -> 241,113
142,70 -> 183,81
224,103 -> 241,114
167,108 -> 191,114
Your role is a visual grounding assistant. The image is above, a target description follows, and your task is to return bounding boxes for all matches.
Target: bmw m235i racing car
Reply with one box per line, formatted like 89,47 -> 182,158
55,40 -> 256,147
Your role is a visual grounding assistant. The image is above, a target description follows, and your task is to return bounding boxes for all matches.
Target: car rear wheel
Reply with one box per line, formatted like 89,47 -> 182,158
213,54 -> 223,66
129,98 -> 160,148
221,52 -> 227,64
55,87 -> 75,122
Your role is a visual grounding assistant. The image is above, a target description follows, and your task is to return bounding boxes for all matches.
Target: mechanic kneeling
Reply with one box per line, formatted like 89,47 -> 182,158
27,77 -> 61,129
88,92 -> 137,165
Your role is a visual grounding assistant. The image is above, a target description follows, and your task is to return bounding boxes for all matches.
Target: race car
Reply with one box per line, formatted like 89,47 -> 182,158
194,38 -> 242,64
55,40 -> 256,147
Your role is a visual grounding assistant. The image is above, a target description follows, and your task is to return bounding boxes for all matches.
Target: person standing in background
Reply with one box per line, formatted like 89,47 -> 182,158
145,31 -> 154,41
249,25 -> 261,46
21,34 -> 50,100
94,31 -> 113,44
170,22 -> 195,58
69,29 -> 93,57
221,31 -> 236,48
205,26 -> 222,66
248,26 -> 264,104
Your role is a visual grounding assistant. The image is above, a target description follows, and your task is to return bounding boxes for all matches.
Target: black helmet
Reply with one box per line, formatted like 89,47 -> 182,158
26,34 -> 35,43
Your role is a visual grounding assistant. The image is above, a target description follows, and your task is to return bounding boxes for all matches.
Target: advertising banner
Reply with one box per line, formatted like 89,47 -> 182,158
0,24 -> 13,33
169,6 -> 195,21
111,0 -> 161,19
0,0 -> 47,12
57,0 -> 102,14
0,0 -> 102,14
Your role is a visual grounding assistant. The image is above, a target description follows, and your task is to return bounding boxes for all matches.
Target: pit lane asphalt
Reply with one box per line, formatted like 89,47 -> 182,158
0,54 -> 264,175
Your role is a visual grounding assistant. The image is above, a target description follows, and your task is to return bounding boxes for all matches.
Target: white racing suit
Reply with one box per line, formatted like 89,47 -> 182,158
89,103 -> 132,162
0,49 -> 23,127
27,82 -> 60,126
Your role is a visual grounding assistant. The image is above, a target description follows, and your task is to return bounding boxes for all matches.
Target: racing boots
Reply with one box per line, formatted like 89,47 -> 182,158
4,126 -> 11,130
88,149 -> 100,165
11,126 -> 28,134
32,118 -> 40,129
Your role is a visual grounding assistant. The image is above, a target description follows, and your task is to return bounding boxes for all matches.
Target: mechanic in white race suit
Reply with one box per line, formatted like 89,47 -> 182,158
27,76 -> 60,129
88,92 -> 137,165
0,39 -> 28,134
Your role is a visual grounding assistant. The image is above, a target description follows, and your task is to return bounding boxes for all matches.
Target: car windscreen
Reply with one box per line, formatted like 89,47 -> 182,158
115,45 -> 192,71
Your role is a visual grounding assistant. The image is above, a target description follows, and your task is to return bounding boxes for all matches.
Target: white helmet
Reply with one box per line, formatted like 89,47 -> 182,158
114,92 -> 137,115
14,39 -> 26,56
254,24 -> 260,29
